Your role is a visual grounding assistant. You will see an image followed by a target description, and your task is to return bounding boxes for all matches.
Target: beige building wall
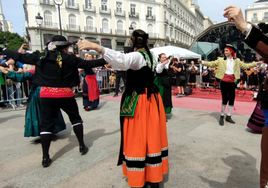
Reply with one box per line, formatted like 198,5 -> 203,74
245,0 -> 268,24
24,0 -> 206,51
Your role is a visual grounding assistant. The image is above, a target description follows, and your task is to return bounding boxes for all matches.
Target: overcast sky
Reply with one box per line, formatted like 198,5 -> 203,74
2,0 -> 256,36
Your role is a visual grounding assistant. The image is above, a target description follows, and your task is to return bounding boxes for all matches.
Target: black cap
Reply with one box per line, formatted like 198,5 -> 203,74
51,35 -> 73,47
224,44 -> 236,53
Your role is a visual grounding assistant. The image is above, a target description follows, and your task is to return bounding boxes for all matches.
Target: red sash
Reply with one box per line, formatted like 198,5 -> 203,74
221,74 -> 235,83
85,75 -> 100,101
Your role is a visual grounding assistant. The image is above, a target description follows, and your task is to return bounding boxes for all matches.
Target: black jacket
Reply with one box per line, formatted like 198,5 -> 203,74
3,49 -> 106,87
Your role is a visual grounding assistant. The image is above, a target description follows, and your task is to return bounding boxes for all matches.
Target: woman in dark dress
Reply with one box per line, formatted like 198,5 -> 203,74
174,57 -> 187,97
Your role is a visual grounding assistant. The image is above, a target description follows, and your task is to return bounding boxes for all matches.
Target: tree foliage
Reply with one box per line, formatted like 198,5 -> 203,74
0,31 -> 28,51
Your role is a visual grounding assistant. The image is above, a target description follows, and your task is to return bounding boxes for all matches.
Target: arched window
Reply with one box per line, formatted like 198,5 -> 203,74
44,11 -> 52,27
102,18 -> 109,33
86,16 -> 93,31
117,20 -> 123,34
69,14 -> 76,30
148,24 -> 153,34
131,22 -> 137,30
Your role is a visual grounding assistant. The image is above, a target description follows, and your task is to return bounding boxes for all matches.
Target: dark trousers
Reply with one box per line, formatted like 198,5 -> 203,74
40,97 -> 82,133
220,81 -> 235,106
115,71 -> 126,95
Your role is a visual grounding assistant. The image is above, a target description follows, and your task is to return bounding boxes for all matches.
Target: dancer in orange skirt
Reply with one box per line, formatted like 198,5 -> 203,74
78,30 -> 168,188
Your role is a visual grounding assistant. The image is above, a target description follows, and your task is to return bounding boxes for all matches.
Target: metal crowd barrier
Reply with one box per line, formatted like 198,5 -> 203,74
0,74 -> 30,110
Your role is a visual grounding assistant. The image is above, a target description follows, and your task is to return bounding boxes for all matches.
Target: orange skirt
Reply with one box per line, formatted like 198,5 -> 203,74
122,91 -> 168,187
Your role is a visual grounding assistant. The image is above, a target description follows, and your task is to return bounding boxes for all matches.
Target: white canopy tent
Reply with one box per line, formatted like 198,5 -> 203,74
150,45 -> 201,60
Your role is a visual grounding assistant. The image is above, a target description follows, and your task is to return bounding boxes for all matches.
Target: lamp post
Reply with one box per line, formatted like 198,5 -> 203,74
35,13 -> 43,50
54,0 -> 63,35
129,24 -> 134,35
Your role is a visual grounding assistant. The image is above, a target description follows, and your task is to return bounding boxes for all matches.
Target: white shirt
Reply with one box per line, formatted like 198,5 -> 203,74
225,57 -> 234,75
103,47 -> 164,73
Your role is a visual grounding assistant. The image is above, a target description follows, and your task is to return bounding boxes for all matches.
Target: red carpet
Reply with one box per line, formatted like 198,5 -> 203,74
172,87 -> 257,103
101,87 -> 257,115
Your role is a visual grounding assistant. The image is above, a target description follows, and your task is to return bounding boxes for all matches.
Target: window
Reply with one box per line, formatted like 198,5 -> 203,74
44,10 -> 52,27
131,22 -> 137,30
148,24 -> 153,34
102,18 -> 109,33
147,7 -> 152,17
116,2 -> 122,13
85,0 -> 92,9
265,12 -> 268,18
68,0 -> 75,6
130,4 -> 136,14
164,11 -> 166,19
101,0 -> 107,11
69,14 -> 76,29
86,16 -> 93,31
253,13 -> 257,21
117,20 -> 123,34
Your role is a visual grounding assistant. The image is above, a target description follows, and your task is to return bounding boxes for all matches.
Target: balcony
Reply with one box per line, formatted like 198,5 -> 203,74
164,18 -> 169,24
99,8 -> 111,15
84,26 -> 97,33
114,10 -> 125,17
165,36 -> 170,41
115,29 -> 126,35
83,5 -> 96,13
146,15 -> 155,21
175,25 -> 179,30
43,22 -> 59,29
65,2 -> 79,10
100,28 -> 112,34
67,24 -> 80,31
263,17 -> 268,21
129,12 -> 139,18
170,22 -> 174,27
251,18 -> 258,23
148,33 -> 159,38
40,0 -> 54,6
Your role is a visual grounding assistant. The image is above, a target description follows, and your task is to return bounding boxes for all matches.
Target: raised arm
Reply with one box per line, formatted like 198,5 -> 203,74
2,49 -> 40,65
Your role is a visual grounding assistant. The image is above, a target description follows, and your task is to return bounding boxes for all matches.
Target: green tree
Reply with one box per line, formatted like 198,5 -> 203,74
0,31 -> 28,51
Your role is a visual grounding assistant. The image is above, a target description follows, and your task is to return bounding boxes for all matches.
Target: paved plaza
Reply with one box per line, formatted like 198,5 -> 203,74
0,97 -> 262,188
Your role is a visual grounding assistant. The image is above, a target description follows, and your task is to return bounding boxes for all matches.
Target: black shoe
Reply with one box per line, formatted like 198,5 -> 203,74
80,145 -> 88,155
84,106 -> 90,111
147,182 -> 159,188
226,116 -> 235,124
219,115 -> 224,126
42,158 -> 52,167
113,94 -> 118,97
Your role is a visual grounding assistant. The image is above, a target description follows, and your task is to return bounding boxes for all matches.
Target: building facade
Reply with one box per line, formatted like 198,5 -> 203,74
245,0 -> 268,25
0,0 -> 9,31
23,0 -> 206,51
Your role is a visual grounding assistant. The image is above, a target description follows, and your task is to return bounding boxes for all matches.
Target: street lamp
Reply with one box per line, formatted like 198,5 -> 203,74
35,13 -> 43,50
54,0 -> 63,35
129,24 -> 134,35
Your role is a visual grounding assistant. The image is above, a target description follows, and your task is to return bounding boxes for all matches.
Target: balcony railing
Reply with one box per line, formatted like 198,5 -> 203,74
67,24 -> 80,31
84,26 -> 97,33
65,2 -> 79,10
252,18 -> 258,23
115,29 -> 126,35
114,10 -> 125,17
263,17 -> 268,21
83,5 -> 96,13
40,0 -> 54,6
165,36 -> 170,41
99,8 -> 111,15
146,15 -> 155,21
100,28 -> 112,34
170,22 -> 174,27
148,33 -> 159,38
43,22 -> 59,29
129,12 -> 139,18
164,18 -> 169,24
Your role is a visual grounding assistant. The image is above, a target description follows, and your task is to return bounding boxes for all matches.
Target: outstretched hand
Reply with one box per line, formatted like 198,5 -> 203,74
77,40 -> 95,51
223,5 -> 248,32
